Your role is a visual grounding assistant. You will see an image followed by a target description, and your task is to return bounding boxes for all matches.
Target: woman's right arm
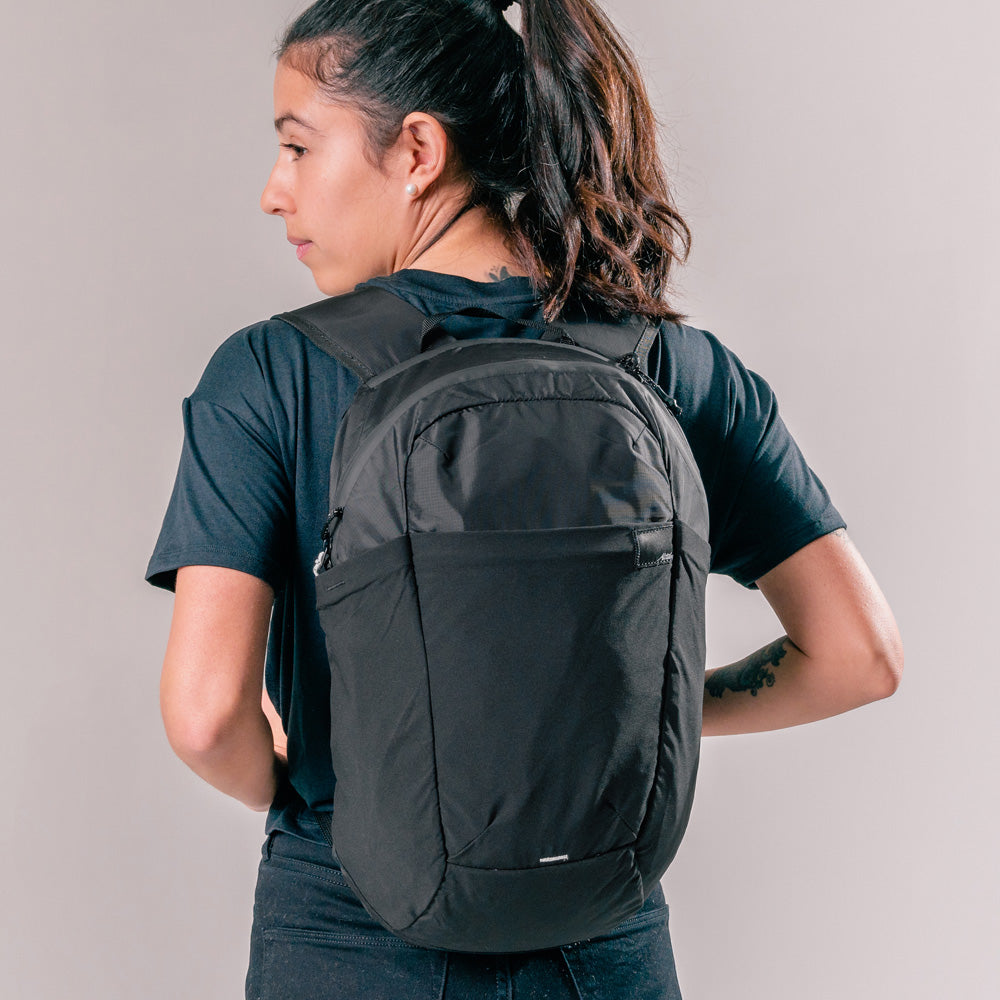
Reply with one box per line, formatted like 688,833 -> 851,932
160,565 -> 284,811
701,527 -> 903,737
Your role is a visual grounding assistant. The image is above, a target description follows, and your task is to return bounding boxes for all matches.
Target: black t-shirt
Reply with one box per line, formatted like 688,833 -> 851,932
146,268 -> 846,844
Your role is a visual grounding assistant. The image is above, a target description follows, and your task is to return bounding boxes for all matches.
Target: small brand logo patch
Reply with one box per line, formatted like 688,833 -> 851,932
632,524 -> 674,569
539,854 -> 569,863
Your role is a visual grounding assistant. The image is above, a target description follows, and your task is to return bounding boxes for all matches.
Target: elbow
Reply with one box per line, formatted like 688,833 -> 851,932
164,722 -> 220,762
866,638 -> 904,703
163,712 -> 218,762
160,650 -> 251,760
161,690 -> 239,761
837,611 -> 904,705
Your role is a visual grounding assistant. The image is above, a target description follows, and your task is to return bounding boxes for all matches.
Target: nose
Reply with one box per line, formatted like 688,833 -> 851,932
260,160 -> 292,216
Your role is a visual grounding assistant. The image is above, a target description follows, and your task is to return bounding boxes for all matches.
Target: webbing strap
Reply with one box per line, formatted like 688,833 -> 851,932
632,319 -> 659,368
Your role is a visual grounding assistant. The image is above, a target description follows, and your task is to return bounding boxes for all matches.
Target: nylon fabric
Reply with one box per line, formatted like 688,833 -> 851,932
411,527 -> 671,867
406,398 -> 672,533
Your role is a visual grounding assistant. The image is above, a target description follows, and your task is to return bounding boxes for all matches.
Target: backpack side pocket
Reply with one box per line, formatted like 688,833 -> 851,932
315,535 -> 446,932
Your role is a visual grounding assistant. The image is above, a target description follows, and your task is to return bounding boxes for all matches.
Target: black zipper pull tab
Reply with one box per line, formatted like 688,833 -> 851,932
313,507 -> 344,576
616,353 -> 683,417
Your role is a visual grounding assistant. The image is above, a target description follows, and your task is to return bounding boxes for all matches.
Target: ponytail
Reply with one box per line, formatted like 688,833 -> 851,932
513,0 -> 691,322
278,0 -> 690,323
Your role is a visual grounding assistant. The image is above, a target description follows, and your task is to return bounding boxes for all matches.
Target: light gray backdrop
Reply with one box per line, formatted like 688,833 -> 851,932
2,1 -> 996,997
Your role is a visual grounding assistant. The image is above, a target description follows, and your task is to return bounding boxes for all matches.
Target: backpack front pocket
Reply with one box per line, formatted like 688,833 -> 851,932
409,523 -> 674,871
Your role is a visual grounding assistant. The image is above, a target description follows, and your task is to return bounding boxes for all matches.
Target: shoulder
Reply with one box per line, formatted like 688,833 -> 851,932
189,309 -> 364,422
190,317 -> 314,408
655,319 -> 776,436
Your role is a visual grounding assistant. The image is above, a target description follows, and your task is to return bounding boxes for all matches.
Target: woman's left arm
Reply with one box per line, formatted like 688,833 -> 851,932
159,565 -> 285,811
702,528 -> 904,737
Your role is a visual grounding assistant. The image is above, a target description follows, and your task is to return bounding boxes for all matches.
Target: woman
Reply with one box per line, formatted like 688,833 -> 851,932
147,1 -> 904,997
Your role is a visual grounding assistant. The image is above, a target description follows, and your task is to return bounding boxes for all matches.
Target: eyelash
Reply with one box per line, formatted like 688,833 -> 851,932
281,143 -> 306,159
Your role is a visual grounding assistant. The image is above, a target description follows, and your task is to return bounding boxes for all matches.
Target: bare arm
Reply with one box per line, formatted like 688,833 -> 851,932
262,686 -> 288,763
702,528 -> 904,737
159,566 -> 285,811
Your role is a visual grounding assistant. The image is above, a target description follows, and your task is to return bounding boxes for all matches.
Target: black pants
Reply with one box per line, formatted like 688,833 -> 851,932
246,831 -> 684,999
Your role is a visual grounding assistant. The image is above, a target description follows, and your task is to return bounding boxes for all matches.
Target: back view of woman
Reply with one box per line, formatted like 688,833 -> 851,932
147,2 -> 904,997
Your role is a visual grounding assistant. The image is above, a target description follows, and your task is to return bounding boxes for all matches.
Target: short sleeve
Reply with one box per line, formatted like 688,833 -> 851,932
709,363 -> 846,588
145,327 -> 294,592
653,323 -> 847,590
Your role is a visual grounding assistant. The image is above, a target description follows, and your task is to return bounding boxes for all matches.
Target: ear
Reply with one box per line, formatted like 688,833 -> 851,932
394,111 -> 452,196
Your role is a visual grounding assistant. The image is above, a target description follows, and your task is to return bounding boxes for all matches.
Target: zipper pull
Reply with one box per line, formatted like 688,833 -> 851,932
313,507 -> 344,576
616,353 -> 683,417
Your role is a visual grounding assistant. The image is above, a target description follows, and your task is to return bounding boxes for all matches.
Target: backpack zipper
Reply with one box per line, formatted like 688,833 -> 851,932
313,507 -> 344,576
616,352 -> 683,416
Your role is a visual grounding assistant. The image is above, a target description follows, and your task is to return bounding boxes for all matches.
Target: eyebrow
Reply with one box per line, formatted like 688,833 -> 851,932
274,113 -> 320,134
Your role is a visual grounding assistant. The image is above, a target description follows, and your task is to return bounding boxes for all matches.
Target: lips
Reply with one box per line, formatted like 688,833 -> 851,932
287,236 -> 313,260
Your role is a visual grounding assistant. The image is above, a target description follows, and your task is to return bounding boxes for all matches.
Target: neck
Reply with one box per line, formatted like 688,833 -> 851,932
397,200 -> 528,283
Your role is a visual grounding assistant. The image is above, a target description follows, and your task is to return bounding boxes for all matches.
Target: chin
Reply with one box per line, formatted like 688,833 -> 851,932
314,275 -> 352,298
315,264 -> 381,299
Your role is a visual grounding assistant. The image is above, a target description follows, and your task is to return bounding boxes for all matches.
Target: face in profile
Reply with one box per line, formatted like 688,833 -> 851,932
261,61 -> 411,296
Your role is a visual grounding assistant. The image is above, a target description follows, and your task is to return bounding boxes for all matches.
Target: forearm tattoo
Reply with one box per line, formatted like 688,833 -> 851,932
706,638 -> 788,699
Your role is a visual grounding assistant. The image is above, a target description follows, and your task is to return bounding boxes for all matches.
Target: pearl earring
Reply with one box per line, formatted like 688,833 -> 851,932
405,183 -> 418,196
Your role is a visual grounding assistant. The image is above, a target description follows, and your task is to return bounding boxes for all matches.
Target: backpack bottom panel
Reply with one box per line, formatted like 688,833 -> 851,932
392,843 -> 644,953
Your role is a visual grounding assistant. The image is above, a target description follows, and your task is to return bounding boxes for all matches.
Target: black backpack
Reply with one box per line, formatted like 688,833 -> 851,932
277,286 -> 711,954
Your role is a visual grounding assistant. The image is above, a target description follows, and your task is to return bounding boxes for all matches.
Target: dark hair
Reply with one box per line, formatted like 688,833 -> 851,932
277,0 -> 691,323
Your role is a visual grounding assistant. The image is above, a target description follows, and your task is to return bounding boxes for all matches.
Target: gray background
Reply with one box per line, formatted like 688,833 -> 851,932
2,1 -> 996,997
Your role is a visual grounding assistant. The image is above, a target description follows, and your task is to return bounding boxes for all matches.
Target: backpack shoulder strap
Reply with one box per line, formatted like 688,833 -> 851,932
544,313 -> 659,368
276,284 -> 661,379
273,286 -> 428,381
